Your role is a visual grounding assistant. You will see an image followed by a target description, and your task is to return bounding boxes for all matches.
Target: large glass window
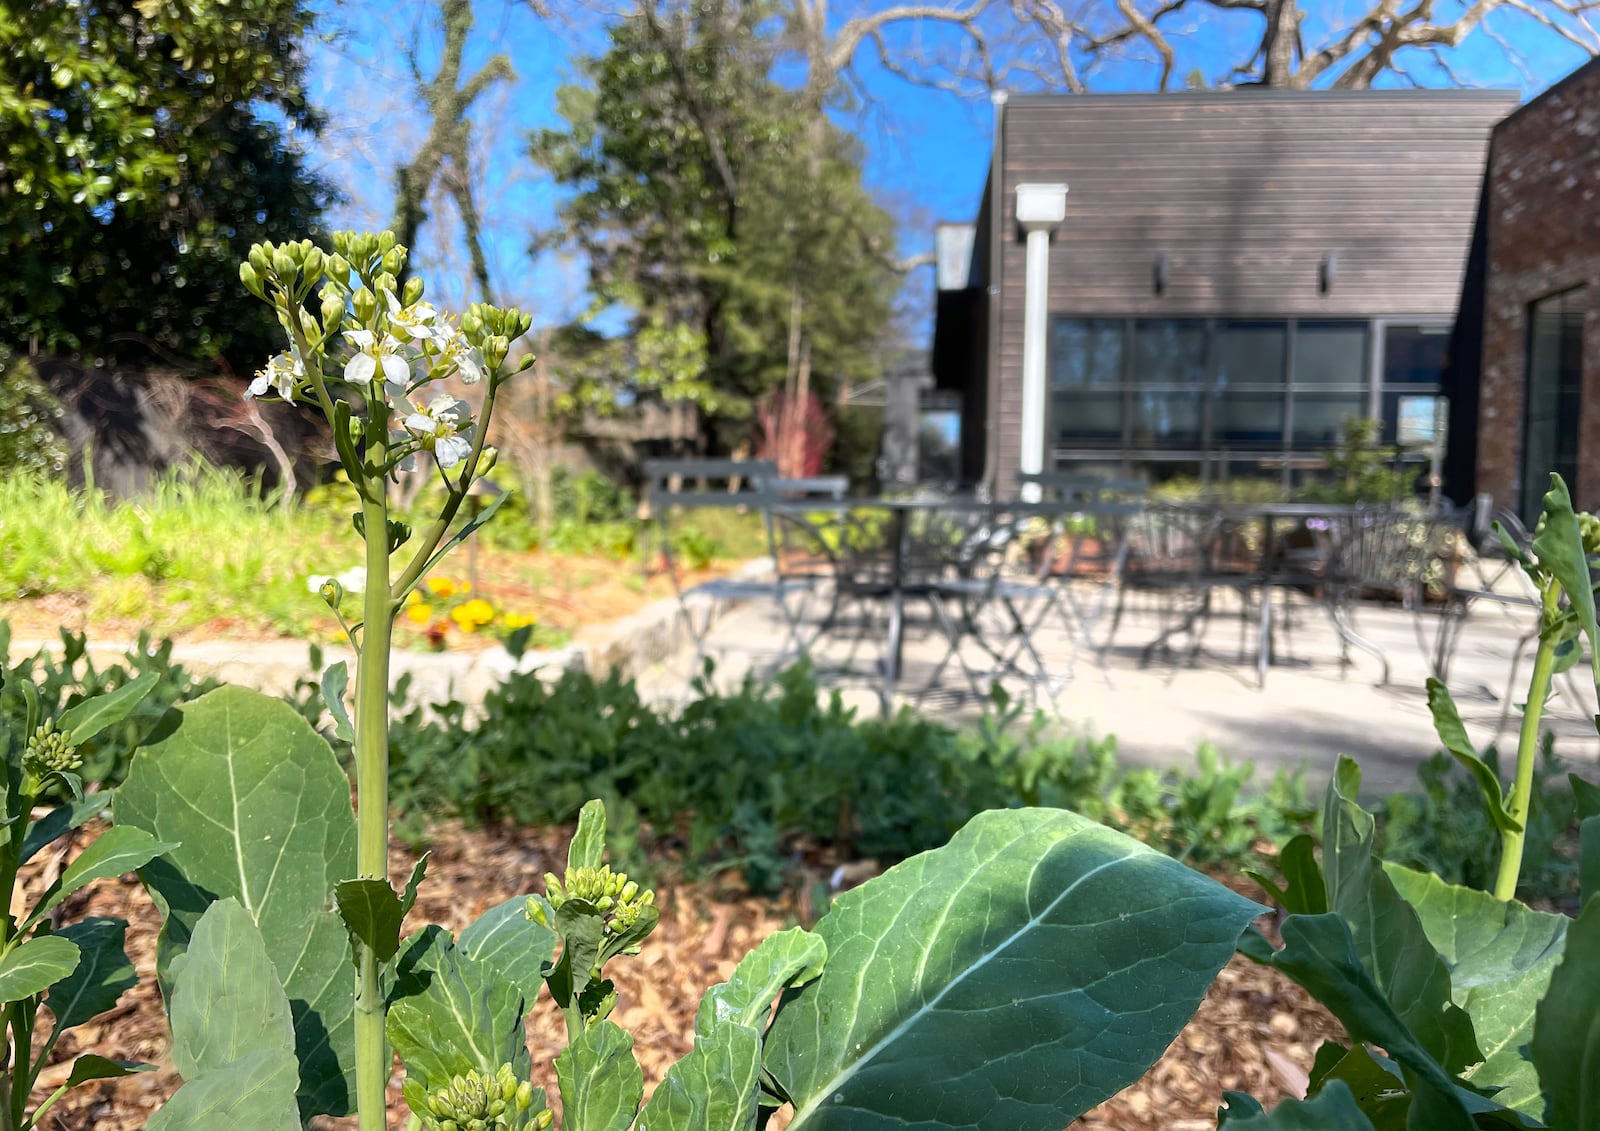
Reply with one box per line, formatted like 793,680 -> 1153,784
1521,288 -> 1586,521
1213,322 -> 1287,448
1046,316 -> 1445,478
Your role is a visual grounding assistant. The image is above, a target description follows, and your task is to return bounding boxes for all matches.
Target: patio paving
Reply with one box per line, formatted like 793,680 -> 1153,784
636,582 -> 1600,795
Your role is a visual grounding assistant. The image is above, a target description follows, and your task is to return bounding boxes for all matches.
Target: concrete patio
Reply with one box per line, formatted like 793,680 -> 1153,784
636,579 -> 1600,794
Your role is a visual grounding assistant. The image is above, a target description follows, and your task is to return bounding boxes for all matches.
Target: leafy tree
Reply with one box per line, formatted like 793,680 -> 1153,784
529,0 -> 898,452
0,0 -> 334,368
0,349 -> 65,474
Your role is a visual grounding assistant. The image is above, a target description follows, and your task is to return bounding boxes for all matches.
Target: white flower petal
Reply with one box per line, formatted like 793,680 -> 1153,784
435,434 -> 473,470
379,351 -> 411,387
345,352 -> 377,385
403,412 -> 434,436
345,329 -> 376,349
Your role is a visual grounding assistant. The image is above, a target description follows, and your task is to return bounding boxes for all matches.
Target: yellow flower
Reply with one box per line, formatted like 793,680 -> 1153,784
502,611 -> 535,629
404,588 -> 422,607
425,577 -> 457,598
455,597 -> 495,627
407,602 -> 434,624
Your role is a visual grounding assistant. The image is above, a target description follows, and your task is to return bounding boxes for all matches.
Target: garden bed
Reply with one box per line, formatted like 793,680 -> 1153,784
32,819 -> 1340,1130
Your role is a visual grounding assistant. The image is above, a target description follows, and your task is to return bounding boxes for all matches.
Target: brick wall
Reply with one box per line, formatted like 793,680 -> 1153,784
1477,58 -> 1600,513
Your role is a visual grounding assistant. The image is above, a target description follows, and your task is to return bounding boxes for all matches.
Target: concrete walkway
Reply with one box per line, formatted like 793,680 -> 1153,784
636,580 -> 1600,794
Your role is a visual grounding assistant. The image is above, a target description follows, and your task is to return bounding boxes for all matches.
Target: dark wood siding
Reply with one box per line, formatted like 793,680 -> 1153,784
989,90 -> 1517,488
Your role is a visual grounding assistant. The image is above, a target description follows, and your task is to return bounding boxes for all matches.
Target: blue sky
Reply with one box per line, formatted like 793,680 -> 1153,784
301,1 -> 1592,333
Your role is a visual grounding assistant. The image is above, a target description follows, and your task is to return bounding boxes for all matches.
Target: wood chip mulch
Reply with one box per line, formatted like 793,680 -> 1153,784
21,821 -> 1342,1130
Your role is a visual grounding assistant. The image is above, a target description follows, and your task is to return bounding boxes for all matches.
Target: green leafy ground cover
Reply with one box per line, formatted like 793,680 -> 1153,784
4,619 -> 1585,907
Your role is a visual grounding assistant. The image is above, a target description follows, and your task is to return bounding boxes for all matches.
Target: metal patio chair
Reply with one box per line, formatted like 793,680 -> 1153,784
643,458 -> 821,670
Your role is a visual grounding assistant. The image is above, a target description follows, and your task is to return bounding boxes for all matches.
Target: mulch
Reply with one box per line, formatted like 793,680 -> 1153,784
21,820 -> 1342,1130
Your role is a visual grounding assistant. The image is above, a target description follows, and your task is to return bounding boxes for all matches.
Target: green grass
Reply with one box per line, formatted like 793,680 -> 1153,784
0,467 -> 346,634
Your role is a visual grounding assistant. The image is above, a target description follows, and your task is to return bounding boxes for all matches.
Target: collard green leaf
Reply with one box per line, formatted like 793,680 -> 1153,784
764,807 -> 1263,1131
47,917 -> 137,1032
555,1019 -> 643,1131
636,1020 -> 760,1131
1306,1044 -> 1409,1131
321,661 -> 354,744
1385,863 -> 1567,1114
115,685 -> 359,1119
1572,775 -> 1600,820
569,798 -> 607,872
1258,915 -> 1473,1130
334,878 -> 404,968
388,927 -> 531,1093
693,926 -> 825,1038
459,895 -> 558,1006
400,852 -> 429,918
167,898 -> 296,1080
27,824 -> 177,929
1531,897 -> 1600,1131
1320,756 -> 1480,1075
144,1048 -> 300,1131
20,793 -> 112,865
1217,1081 -> 1375,1129
57,671 -> 159,746
1425,679 -> 1518,833
63,1054 -> 154,1087
1248,835 -> 1327,917
0,935 -> 80,1003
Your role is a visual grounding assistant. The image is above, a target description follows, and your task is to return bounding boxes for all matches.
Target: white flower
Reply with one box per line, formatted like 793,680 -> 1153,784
343,328 -> 411,393
402,394 -> 475,470
455,343 -> 487,385
246,353 -> 303,402
385,290 -> 443,342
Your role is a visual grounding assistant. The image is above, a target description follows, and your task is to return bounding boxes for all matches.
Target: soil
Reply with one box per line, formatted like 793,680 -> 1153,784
22,820 -> 1342,1131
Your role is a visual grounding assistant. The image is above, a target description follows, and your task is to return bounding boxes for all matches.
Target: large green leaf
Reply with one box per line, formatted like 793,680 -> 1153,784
57,671 -> 159,746
1320,757 -> 1479,1075
148,899 -> 300,1131
0,935 -> 80,1003
167,899 -> 296,1079
26,824 -> 177,929
569,798 -> 607,872
1531,897 -> 1600,1130
46,917 -> 137,1032
763,807 -> 1262,1131
145,1048 -> 301,1131
389,925 -> 532,1115
115,685 -> 358,1118
636,1020 -> 760,1131
555,1019 -> 643,1131
1307,1044 -> 1411,1131
60,1054 -> 153,1088
1574,777 -> 1600,908
458,896 -> 558,1006
1257,915 -> 1474,1130
1218,1081 -> 1375,1129
1385,863 -> 1567,1114
693,926 -> 825,1038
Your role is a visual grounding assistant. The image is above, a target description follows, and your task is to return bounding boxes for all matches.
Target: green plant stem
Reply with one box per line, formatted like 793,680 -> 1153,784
353,477 -> 395,1131
1496,583 -> 1561,901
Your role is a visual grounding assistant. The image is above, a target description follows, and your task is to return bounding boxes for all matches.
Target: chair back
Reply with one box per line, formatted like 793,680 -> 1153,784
641,458 -> 779,510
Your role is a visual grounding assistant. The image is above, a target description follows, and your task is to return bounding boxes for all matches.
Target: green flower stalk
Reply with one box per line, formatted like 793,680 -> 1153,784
241,231 -> 533,1131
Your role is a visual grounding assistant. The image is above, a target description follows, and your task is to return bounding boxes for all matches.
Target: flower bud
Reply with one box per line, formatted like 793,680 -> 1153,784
533,1111 -> 553,1130
352,286 -> 377,325
319,579 -> 343,609
271,248 -> 297,280
515,1082 -> 533,1109
403,275 -> 425,307
239,261 -> 262,297
620,880 -> 638,902
320,289 -> 345,335
381,248 -> 405,276
461,309 -> 483,336
378,230 -> 397,254
477,446 -> 499,476
327,253 -> 352,287
304,246 -> 325,279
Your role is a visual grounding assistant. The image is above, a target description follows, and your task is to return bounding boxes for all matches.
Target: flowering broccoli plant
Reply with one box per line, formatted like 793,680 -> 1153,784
111,235 -> 1269,1131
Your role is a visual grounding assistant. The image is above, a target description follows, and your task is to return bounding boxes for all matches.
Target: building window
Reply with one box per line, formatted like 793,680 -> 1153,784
1047,317 -> 1409,479
1521,288 -> 1586,521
